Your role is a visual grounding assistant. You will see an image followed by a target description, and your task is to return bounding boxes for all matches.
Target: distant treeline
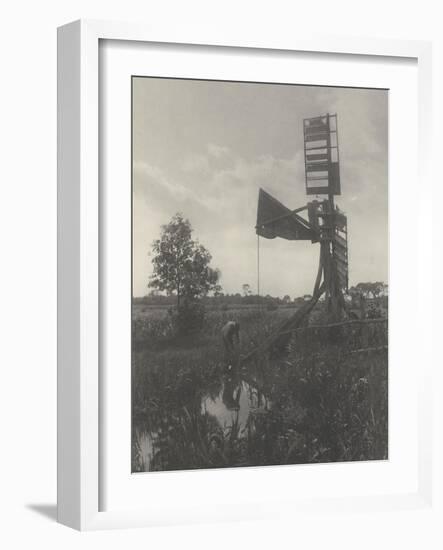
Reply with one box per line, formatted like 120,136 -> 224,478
133,293 -> 303,308
134,281 -> 388,308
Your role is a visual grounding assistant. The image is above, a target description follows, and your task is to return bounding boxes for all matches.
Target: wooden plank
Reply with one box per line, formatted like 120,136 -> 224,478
336,264 -> 348,280
292,211 -> 316,231
313,245 -> 324,294
334,247 -> 347,263
307,176 -> 329,183
304,116 -> 328,128
306,163 -> 329,172
305,124 -> 328,135
305,145 -> 330,151
334,233 -> 347,248
337,272 -> 347,288
335,256 -> 348,270
294,318 -> 387,331
306,153 -> 328,161
329,161 -> 341,195
306,186 -> 331,195
305,133 -> 328,143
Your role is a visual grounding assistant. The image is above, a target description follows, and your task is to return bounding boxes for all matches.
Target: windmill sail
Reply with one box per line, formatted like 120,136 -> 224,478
303,114 -> 341,196
256,188 -> 314,241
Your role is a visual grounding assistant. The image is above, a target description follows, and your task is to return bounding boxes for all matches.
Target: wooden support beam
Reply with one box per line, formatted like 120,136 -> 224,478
255,204 -> 308,229
312,244 -> 324,296
241,281 -> 326,364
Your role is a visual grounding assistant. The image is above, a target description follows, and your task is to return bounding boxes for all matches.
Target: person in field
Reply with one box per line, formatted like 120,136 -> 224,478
221,320 -> 240,356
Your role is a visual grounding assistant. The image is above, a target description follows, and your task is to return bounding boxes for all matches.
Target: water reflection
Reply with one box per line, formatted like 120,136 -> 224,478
134,427 -> 156,471
134,369 -> 271,472
202,378 -> 269,433
132,338 -> 389,471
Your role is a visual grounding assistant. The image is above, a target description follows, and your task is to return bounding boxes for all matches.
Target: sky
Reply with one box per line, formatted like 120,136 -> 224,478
132,77 -> 388,299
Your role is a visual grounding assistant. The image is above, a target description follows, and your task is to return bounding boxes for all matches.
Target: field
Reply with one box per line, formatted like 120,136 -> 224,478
132,302 -> 388,473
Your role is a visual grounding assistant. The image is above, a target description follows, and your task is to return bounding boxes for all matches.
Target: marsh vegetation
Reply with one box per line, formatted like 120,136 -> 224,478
132,303 -> 388,472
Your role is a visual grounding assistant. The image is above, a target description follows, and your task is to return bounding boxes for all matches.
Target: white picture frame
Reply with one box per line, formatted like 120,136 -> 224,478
57,19 -> 433,531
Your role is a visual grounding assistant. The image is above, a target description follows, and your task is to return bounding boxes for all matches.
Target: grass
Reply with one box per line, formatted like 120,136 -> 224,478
131,303 -> 388,472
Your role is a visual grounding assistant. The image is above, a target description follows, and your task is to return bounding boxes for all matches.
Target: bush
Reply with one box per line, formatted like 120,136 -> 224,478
169,301 -> 206,335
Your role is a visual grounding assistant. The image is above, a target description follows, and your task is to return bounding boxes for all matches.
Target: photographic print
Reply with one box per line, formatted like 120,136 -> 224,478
131,77 -> 388,473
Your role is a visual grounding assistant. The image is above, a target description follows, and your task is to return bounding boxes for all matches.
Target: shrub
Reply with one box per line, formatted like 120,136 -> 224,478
169,301 -> 206,335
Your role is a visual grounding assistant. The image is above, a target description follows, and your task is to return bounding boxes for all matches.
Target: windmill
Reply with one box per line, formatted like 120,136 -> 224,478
251,114 -> 349,356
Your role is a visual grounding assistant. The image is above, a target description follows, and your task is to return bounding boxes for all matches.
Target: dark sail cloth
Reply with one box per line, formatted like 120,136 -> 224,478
256,188 -> 313,241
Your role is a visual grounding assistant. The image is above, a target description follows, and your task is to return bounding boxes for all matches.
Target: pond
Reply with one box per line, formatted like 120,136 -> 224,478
133,368 -> 271,472
132,344 -> 388,472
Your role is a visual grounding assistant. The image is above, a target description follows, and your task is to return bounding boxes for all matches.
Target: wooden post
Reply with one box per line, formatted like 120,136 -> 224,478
313,244 -> 324,296
257,234 -> 260,296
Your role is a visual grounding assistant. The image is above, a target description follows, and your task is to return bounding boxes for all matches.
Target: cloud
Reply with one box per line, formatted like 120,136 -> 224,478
132,78 -> 388,297
137,146 -> 305,217
133,145 -> 318,296
134,160 -> 214,209
207,143 -> 229,158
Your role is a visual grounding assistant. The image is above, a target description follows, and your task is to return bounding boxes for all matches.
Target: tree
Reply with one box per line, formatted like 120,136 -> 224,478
372,282 -> 384,299
355,282 -> 385,299
242,283 -> 251,297
148,213 -> 221,306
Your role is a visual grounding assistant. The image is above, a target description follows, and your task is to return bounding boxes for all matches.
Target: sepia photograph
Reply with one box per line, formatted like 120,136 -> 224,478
131,77 -> 388,473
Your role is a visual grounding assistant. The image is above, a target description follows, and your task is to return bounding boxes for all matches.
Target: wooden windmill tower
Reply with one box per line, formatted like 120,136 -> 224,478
254,114 -> 348,352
